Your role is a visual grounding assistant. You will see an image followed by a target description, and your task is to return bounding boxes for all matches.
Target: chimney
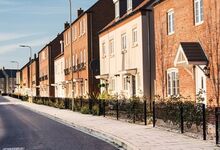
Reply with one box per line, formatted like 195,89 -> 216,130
77,8 -> 84,17
34,53 -> 37,59
60,40 -> 64,53
64,21 -> 70,29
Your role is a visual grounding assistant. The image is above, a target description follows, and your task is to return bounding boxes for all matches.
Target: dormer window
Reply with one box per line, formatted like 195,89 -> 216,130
115,1 -> 119,18
127,0 -> 132,11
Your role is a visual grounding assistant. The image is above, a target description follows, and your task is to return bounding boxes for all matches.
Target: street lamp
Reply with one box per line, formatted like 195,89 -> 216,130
19,45 -> 32,60
20,45 -> 33,101
10,61 -> 19,69
68,0 -> 75,110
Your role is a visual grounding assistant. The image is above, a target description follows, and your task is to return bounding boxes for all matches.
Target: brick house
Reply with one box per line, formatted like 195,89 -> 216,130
64,0 -> 115,98
153,0 -> 220,105
54,52 -> 65,98
29,54 -> 39,97
38,33 -> 63,97
0,68 -> 18,94
97,0 -> 156,99
20,63 -> 30,96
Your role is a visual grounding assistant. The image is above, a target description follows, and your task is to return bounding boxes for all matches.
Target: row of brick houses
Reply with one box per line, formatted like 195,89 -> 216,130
16,0 -> 219,106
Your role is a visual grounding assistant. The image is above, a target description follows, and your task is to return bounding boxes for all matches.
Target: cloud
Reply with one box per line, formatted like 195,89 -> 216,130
0,33 -> 41,42
0,37 -> 51,55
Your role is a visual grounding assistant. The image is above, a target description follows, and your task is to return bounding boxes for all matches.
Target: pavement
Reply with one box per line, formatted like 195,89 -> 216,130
3,96 -> 220,150
0,96 -> 116,150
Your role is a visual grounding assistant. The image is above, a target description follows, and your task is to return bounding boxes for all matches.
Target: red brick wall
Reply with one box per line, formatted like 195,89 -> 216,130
154,0 -> 220,106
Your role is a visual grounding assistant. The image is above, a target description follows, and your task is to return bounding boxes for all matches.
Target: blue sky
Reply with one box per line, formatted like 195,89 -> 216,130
0,0 -> 97,69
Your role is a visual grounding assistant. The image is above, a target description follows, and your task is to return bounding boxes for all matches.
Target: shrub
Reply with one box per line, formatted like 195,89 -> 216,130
92,105 -> 99,115
58,100 -> 65,109
37,99 -> 43,105
80,106 -> 90,114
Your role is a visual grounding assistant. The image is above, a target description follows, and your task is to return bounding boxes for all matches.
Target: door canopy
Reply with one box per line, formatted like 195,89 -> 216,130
174,42 -> 208,66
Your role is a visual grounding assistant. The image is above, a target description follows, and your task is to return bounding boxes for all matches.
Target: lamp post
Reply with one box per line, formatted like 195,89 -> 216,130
68,0 -> 75,110
10,61 -> 20,98
20,45 -> 33,101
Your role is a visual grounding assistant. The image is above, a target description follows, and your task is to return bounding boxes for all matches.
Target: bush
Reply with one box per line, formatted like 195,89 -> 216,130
92,105 -> 99,115
80,106 -> 90,114
37,99 -> 43,105
58,100 -> 65,109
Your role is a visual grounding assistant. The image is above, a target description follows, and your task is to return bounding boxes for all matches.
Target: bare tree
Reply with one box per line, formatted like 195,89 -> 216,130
203,0 -> 220,106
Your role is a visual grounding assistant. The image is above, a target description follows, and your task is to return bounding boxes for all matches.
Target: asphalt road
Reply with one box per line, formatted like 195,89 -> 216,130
0,96 -> 117,150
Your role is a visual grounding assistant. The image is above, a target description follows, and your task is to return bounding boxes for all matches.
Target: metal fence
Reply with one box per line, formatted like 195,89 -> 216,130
7,94 -> 220,144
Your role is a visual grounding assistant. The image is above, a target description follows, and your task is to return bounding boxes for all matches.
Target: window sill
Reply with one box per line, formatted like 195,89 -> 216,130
132,43 -> 138,48
195,21 -> 204,26
121,50 -> 127,54
168,32 -> 175,36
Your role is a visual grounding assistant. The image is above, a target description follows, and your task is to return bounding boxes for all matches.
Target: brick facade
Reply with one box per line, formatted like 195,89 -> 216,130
64,0 -> 115,98
154,0 -> 220,106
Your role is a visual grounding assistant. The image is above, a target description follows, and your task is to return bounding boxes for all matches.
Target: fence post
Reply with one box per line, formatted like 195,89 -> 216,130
89,99 -> 93,114
133,102 -> 136,124
98,100 -> 102,116
216,107 -> 219,145
116,100 -> 119,120
144,100 -> 147,125
180,104 -> 184,134
103,100 -> 106,117
202,104 -> 206,140
153,101 -> 156,127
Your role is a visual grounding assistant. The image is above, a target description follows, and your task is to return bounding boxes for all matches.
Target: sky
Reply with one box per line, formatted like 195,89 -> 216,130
0,0 -> 97,69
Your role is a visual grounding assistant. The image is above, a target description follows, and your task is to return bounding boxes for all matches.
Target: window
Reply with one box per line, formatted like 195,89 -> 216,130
72,55 -> 75,66
84,49 -> 86,63
75,54 -> 78,65
74,26 -> 77,40
127,0 -> 132,11
102,42 -> 106,57
80,51 -> 83,63
82,18 -> 86,34
109,39 -> 114,55
115,1 -> 119,18
79,20 -> 83,36
123,77 -> 129,90
132,28 -> 137,45
121,33 -> 127,51
194,0 -> 204,25
110,78 -> 115,91
167,68 -> 179,96
167,9 -> 174,35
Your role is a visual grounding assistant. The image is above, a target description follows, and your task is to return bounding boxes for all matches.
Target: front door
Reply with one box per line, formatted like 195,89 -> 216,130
196,66 -> 207,104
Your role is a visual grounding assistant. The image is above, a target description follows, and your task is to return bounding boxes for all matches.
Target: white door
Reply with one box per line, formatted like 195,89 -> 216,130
196,66 -> 207,104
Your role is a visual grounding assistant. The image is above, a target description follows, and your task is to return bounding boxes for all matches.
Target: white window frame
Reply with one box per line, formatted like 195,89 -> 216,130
109,39 -> 114,56
127,0 -> 132,11
194,0 -> 204,25
102,42 -> 106,58
167,9 -> 174,35
121,33 -> 127,52
132,27 -> 138,46
115,1 -> 120,19
123,76 -> 129,91
167,68 -> 179,97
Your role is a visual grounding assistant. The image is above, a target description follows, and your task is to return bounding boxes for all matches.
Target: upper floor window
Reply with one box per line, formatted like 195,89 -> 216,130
109,39 -> 114,55
121,33 -> 127,51
102,42 -> 106,58
84,49 -> 86,63
115,1 -> 120,18
80,50 -> 83,63
167,68 -> 179,96
123,77 -> 129,91
132,27 -> 137,46
127,0 -> 132,11
167,9 -> 174,35
194,0 -> 204,25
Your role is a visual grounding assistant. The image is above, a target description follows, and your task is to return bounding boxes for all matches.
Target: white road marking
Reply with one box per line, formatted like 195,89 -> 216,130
2,147 -> 25,150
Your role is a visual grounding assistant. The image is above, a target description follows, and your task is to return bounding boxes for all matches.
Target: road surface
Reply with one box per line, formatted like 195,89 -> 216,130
0,96 -> 117,150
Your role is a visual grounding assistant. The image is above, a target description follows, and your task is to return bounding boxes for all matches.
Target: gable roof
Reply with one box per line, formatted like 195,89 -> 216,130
99,0 -> 156,34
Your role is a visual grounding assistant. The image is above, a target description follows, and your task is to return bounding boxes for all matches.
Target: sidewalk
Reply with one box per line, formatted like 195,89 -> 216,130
4,96 -> 219,150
